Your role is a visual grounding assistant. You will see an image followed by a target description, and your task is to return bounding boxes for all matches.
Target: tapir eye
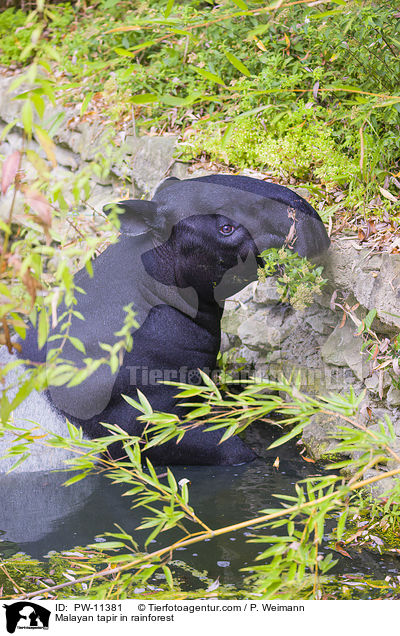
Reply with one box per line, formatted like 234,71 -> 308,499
219,224 -> 235,236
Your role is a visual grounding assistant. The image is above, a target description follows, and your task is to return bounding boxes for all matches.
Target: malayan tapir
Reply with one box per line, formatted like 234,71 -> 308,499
0,174 -> 330,471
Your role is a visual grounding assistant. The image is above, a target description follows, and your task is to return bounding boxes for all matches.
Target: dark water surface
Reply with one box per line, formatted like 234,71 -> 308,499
1,425 -> 399,591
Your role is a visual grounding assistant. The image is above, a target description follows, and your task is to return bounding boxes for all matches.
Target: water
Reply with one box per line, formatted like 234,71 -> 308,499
1,424 -> 399,592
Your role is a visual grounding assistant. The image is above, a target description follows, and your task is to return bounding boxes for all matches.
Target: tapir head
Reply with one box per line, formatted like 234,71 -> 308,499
106,174 -> 330,303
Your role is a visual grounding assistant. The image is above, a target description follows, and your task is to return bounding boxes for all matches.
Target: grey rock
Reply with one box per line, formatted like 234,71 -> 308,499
169,161 -> 192,180
54,145 -> 80,170
362,468 -> 399,498
364,372 -> 392,394
302,412 -> 346,461
254,278 -> 281,304
321,322 -> 369,379
303,312 -> 333,335
387,385 -> 400,407
0,75 -> 25,124
221,304 -> 249,336
320,240 -> 400,333
237,308 -> 294,351
131,135 -> 178,196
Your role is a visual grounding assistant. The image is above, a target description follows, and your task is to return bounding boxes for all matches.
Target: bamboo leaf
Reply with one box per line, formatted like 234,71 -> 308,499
225,50 -> 251,77
34,125 -> 57,167
191,66 -> 225,86
130,93 -> 159,104
164,0 -> 175,18
80,91 -> 94,116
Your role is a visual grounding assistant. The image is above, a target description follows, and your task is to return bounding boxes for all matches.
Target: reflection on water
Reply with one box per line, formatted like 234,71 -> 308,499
1,424 -> 399,588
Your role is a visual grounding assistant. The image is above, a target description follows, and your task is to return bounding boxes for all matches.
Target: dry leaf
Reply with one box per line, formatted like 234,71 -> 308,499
330,290 -> 338,311
379,186 -> 398,203
253,36 -> 266,52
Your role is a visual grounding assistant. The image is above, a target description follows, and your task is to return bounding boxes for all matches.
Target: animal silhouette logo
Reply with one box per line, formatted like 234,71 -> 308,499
3,602 -> 50,633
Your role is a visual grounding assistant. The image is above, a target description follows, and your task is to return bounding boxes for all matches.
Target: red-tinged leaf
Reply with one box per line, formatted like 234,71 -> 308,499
1,151 -> 21,195
25,189 -> 52,226
371,344 -> 379,361
302,455 -> 316,463
334,542 -> 352,558
355,321 -> 364,336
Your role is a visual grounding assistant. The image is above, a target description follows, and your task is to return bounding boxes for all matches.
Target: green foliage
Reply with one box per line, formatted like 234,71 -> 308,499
0,4 -> 74,64
0,8 -> 31,64
0,60 -> 136,426
2,375 -> 400,599
258,247 -> 327,310
1,1 -> 399,216
181,113 -> 360,192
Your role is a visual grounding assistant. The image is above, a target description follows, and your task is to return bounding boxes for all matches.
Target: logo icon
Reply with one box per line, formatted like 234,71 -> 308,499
3,602 -> 50,634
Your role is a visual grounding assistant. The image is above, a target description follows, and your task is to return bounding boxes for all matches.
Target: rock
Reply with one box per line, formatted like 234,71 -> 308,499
387,385 -> 400,407
237,308 -> 294,350
169,161 -> 192,180
362,469 -> 399,498
227,281 -> 257,306
302,412 -> 346,461
364,372 -> 392,394
253,278 -> 281,304
321,322 -> 370,380
0,75 -> 25,124
320,240 -> 400,333
221,304 -> 249,336
293,187 -> 312,200
54,145 -> 80,170
130,135 -> 178,196
303,311 -> 333,335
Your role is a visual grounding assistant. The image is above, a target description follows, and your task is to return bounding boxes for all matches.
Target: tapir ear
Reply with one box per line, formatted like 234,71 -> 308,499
103,199 -> 158,236
153,176 -> 180,197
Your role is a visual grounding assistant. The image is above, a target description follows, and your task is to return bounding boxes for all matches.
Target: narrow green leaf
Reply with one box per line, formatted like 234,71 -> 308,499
30,93 -> 45,119
130,93 -> 159,104
231,0 -> 248,8
364,308 -> 377,331
37,308 -> 49,350
191,66 -> 225,86
336,509 -> 348,540
164,0 -> 175,18
225,51 -> 251,77
268,421 -> 308,449
63,471 -> 91,486
162,565 -> 174,589
81,91 -> 94,116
